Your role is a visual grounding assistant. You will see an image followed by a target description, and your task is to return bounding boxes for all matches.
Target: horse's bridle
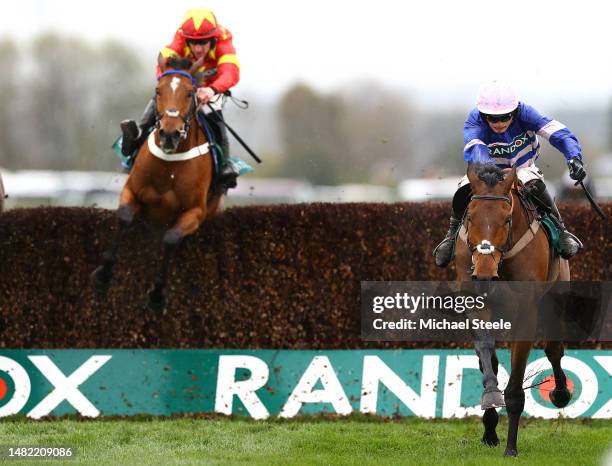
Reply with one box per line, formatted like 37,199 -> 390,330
465,193 -> 514,270
154,70 -> 198,140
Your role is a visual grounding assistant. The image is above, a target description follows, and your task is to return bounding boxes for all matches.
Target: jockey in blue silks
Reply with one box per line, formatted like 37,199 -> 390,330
433,80 -> 586,268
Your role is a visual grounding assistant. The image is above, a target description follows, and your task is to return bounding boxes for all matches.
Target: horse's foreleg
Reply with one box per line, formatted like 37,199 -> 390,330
475,336 -> 504,409
504,341 -> 532,457
482,349 -> 501,446
545,341 -> 572,408
146,206 -> 205,312
91,187 -> 140,293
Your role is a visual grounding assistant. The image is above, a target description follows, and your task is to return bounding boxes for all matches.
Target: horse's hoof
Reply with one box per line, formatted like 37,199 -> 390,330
504,448 -> 518,457
163,228 -> 183,247
146,289 -> 166,312
90,267 -> 111,294
482,432 -> 499,447
550,386 -> 572,408
481,390 -> 505,410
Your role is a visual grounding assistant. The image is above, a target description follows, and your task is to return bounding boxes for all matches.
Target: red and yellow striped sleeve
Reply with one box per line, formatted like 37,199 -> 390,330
208,27 -> 240,93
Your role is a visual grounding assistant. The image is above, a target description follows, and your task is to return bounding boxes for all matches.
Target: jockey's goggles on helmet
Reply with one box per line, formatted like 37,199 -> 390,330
187,37 -> 213,45
482,112 -> 514,123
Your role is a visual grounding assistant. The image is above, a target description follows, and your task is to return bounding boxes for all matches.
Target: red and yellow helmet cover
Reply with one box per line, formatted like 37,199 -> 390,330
179,8 -> 219,39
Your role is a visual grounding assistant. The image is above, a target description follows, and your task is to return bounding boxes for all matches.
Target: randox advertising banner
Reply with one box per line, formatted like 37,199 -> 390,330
0,350 -> 609,419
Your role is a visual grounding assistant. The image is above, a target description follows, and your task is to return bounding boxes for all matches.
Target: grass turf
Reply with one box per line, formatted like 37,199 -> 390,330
0,415 -> 610,465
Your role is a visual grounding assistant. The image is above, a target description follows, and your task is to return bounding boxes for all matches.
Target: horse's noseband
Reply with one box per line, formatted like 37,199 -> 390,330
476,240 -> 495,255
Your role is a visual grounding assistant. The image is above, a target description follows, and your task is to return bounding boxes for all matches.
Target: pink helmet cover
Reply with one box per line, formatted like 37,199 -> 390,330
476,80 -> 519,115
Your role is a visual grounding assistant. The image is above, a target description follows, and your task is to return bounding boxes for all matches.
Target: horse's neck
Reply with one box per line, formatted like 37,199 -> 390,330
188,121 -> 206,148
510,189 -> 530,240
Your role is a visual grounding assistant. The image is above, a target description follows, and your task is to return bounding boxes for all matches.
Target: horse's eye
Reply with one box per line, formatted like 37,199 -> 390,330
155,88 -> 161,96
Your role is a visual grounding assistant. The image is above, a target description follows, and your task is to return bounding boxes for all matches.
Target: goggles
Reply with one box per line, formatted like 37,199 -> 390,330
483,112 -> 514,123
187,37 -> 213,46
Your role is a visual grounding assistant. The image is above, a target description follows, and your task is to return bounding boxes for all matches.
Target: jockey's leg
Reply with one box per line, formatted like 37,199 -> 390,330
120,97 -> 156,157
204,110 -> 238,189
433,183 -> 472,267
525,179 -> 583,259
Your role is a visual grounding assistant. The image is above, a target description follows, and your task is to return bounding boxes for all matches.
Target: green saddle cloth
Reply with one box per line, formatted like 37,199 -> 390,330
540,216 -> 561,256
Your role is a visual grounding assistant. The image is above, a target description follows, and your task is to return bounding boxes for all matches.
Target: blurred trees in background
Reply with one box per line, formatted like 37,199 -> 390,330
0,34 -> 607,181
278,84 -> 343,185
0,34 -> 150,170
278,82 -> 430,185
0,39 -> 20,169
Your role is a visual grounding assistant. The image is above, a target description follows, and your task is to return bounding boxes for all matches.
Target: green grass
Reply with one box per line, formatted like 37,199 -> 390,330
0,415 -> 610,466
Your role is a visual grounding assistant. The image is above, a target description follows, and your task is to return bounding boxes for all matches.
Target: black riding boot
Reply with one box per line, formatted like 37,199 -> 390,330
526,179 -> 583,259
120,98 -> 156,157
433,184 -> 472,267
205,110 -> 238,189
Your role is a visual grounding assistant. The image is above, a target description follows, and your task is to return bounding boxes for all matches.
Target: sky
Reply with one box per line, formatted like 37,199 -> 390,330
2,0 -> 612,110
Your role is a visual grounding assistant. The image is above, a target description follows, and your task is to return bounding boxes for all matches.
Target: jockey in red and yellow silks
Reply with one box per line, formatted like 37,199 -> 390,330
120,8 -> 241,189
158,12 -> 240,95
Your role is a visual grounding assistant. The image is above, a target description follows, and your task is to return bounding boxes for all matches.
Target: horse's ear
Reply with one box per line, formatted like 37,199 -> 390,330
501,167 -> 517,193
467,163 -> 479,186
158,53 -> 168,72
189,55 -> 205,75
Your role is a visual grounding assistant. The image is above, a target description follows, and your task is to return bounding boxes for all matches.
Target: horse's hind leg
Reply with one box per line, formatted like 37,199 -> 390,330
91,188 -> 139,293
545,341 -> 572,408
504,341 -> 532,457
146,206 -> 205,311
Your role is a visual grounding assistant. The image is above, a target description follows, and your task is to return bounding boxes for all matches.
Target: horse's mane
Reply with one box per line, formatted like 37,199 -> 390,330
165,56 -> 193,71
473,163 -> 505,187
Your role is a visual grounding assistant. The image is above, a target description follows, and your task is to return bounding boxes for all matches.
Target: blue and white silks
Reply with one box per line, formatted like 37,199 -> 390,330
463,102 -> 582,168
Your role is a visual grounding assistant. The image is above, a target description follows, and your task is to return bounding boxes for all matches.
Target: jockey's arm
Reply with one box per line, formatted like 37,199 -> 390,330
521,104 -> 582,162
207,31 -> 240,95
463,110 -> 495,165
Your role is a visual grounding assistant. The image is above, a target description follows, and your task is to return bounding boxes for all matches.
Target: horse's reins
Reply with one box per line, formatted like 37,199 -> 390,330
464,193 -> 514,270
155,70 -> 198,140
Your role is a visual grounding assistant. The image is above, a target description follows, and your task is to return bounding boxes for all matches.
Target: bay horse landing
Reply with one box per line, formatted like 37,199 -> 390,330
455,163 -> 573,457
91,57 -> 223,311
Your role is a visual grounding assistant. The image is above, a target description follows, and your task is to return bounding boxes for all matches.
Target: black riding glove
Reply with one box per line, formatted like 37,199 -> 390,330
567,156 -> 586,182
